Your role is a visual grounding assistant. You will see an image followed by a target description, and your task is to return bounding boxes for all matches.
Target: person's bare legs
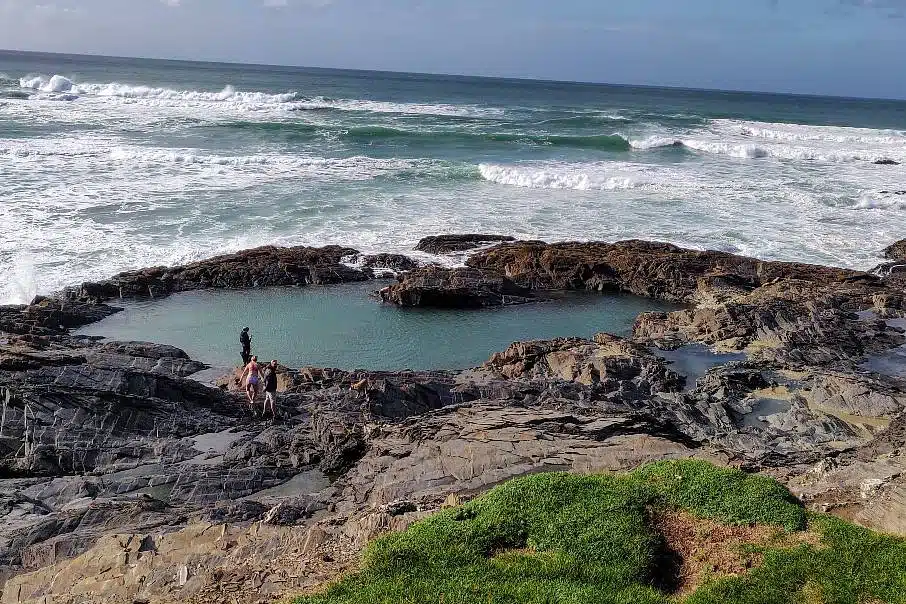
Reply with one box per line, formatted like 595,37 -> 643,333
263,391 -> 276,417
246,381 -> 256,406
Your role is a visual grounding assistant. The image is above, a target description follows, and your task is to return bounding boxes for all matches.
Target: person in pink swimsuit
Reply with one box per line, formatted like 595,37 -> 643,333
239,355 -> 262,408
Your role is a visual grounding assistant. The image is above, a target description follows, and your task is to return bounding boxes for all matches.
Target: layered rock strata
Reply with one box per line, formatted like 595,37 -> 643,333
3,238 -> 906,603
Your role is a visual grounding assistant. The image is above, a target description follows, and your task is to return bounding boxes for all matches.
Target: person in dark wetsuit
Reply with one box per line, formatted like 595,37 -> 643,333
240,327 -> 252,366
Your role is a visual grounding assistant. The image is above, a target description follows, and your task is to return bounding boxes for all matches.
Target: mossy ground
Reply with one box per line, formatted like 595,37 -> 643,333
293,460 -> 906,604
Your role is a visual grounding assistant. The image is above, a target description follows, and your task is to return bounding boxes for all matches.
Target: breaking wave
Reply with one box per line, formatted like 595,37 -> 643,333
679,138 -> 905,163
478,162 -> 645,191
0,137 -> 474,181
15,74 -> 504,118
289,96 -> 504,118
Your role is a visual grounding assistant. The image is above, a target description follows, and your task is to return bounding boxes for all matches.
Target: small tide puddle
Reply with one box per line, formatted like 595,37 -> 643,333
857,310 -> 906,378
737,397 -> 793,429
74,281 -> 681,371
652,344 -> 747,387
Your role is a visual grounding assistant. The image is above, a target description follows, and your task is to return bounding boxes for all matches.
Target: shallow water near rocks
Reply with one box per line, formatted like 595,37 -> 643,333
858,313 -> 906,377
738,398 -> 794,429
75,281 -> 681,371
652,344 -> 747,388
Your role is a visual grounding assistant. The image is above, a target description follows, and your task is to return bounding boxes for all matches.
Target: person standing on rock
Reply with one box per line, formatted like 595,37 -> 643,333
239,355 -> 262,409
240,327 -> 252,366
263,359 -> 279,419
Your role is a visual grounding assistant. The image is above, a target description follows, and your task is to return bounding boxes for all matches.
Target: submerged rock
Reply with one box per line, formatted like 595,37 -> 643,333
414,234 -> 516,255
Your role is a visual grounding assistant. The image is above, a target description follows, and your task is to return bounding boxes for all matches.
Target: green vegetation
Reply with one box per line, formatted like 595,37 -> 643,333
294,460 -> 906,604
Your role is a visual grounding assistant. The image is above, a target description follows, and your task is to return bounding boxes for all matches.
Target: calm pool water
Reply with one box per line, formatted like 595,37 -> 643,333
76,281 -> 681,371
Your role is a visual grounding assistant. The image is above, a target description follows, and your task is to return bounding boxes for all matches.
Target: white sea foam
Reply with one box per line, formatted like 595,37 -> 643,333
76,82 -> 299,104
677,119 -> 906,163
629,136 -> 682,150
854,191 -> 906,210
479,162 -> 643,190
719,119 -> 906,145
679,138 -> 906,163
6,70 -> 906,305
291,96 -> 503,118
15,74 -> 503,118
0,136 -> 452,181
20,74 -> 75,93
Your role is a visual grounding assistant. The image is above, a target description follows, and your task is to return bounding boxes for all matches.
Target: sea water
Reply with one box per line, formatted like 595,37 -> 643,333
3,50 -> 906,304
74,281 -> 681,371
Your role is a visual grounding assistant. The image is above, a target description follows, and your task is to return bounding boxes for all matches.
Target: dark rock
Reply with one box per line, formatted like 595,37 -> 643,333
467,240 -> 872,300
379,266 -> 535,308
384,500 -> 417,516
414,234 -> 516,255
884,239 -> 906,262
1,299 -> 121,335
359,253 -> 419,274
62,245 -> 368,303
93,341 -> 189,360
874,159 -> 900,165
202,500 -> 268,524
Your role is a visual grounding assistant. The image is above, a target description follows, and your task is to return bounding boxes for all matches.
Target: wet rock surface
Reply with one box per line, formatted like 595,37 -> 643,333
413,234 -> 516,255
61,245 -> 371,304
884,238 -> 906,262
379,266 -> 535,307
4,236 -> 906,603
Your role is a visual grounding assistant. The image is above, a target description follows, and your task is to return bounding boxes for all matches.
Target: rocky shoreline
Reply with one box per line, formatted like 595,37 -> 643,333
3,235 -> 906,603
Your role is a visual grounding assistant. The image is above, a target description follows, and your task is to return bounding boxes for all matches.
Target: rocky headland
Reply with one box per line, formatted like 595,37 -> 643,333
3,235 -> 906,603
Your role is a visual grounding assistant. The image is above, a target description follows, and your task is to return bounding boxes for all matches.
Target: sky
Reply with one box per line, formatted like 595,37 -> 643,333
1,0 -> 905,98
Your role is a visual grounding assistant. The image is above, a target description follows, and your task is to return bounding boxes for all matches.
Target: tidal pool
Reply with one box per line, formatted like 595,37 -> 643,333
76,281 -> 682,371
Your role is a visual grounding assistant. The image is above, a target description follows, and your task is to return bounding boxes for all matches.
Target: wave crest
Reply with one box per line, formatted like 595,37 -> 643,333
479,162 -> 643,191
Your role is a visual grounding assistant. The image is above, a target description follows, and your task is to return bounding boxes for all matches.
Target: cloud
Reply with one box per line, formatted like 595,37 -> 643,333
161,0 -> 180,6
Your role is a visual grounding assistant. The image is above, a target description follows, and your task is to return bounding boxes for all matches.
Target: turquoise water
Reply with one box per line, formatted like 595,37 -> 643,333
74,281 -> 681,371
3,50 -> 906,304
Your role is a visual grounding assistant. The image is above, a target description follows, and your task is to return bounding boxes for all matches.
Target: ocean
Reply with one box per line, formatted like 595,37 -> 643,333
3,49 -> 906,305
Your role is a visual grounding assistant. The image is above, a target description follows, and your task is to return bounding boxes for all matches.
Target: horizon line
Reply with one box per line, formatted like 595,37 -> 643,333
2,47 -> 905,104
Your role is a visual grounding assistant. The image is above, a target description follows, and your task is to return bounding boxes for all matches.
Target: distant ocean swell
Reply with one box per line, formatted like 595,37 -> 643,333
4,55 -> 906,307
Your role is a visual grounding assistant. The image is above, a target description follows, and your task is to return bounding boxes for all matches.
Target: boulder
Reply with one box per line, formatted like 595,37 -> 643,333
359,253 -> 419,275
379,266 -> 534,308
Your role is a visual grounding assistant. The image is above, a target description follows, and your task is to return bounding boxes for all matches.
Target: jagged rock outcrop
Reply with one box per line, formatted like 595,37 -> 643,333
379,266 -> 535,307
0,298 -> 121,336
884,238 -> 906,262
61,245 -> 370,303
466,239 -> 877,300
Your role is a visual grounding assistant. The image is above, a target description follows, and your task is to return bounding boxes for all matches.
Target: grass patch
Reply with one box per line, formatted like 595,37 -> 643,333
294,460 -> 906,604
